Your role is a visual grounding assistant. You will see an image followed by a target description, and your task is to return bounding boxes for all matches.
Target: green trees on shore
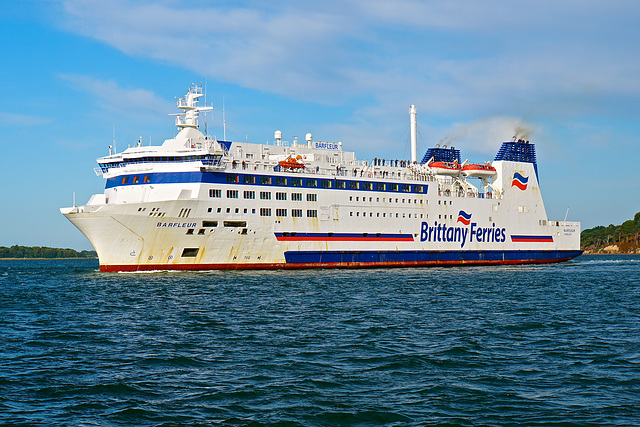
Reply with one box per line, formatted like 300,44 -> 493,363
581,212 -> 640,252
0,245 -> 97,259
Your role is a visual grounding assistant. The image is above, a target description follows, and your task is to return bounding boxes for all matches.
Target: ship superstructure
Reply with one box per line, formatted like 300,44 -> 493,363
61,85 -> 581,271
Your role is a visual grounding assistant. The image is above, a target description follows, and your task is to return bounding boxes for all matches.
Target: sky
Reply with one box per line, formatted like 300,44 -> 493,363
1,0 -> 639,250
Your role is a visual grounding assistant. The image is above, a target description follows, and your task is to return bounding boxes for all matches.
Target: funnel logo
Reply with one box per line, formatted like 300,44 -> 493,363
457,210 -> 472,225
511,172 -> 529,190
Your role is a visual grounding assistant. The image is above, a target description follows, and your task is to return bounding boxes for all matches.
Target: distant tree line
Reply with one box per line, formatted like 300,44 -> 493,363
581,211 -> 640,251
0,245 -> 97,259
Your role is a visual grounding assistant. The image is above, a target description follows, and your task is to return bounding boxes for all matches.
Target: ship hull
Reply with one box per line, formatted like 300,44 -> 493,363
99,249 -> 582,272
62,164 -> 582,272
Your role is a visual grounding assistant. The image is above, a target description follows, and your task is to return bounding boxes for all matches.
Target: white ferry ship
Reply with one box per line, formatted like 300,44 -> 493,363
61,84 -> 582,272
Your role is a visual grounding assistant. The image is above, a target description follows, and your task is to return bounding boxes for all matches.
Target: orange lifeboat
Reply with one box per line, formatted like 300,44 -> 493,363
279,155 -> 305,170
429,160 -> 462,176
461,162 -> 497,178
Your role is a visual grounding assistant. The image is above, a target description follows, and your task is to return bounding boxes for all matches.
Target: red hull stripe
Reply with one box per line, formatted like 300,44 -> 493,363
510,235 -> 554,242
274,232 -> 414,242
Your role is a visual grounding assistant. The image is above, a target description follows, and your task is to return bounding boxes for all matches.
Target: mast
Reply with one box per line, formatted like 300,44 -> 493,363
172,83 -> 212,130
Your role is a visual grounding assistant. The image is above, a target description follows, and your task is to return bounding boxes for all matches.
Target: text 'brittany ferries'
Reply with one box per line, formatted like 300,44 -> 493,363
420,210 -> 506,248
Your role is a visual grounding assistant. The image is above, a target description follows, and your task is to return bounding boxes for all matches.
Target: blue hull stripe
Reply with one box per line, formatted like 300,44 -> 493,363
284,250 -> 583,264
105,171 -> 428,194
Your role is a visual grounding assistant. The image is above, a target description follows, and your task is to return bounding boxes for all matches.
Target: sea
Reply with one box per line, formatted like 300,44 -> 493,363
1,255 -> 639,426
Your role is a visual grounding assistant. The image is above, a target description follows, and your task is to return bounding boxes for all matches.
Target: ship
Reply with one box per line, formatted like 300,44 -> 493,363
61,84 -> 582,272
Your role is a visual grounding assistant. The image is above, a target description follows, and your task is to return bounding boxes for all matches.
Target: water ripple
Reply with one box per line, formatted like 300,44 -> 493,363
0,256 -> 639,425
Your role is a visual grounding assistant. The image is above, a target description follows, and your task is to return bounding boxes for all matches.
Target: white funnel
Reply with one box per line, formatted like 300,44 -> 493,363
410,105 -> 417,163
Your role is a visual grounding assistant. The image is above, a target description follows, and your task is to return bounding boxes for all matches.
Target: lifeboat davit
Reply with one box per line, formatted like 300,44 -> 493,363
461,162 -> 497,178
429,160 -> 462,176
279,155 -> 305,170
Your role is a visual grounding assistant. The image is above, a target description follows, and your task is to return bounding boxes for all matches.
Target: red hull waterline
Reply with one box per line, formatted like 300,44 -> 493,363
100,254 -> 582,272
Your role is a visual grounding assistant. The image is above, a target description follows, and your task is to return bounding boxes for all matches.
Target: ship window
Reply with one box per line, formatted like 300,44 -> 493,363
276,177 -> 287,186
235,208 -> 239,213
243,175 -> 255,184
307,210 -> 317,218
383,213 -> 386,217
209,189 -> 222,198
307,194 -> 317,202
252,208 -> 256,214
292,193 -> 303,201
217,208 -> 222,213
349,196 -> 353,201
276,192 -> 287,200
181,248 -> 199,257
186,229 -> 194,235
307,179 -> 317,188
223,221 -> 247,227
292,178 -> 303,187
260,208 -> 271,216
292,209 -> 303,217
350,212 -> 353,216
227,190 -> 238,198
244,208 -> 247,213
356,197 -> 359,201
203,221 -> 218,227
377,183 -> 386,191
143,175 -> 151,183
244,191 -> 255,199
227,175 -> 239,183
356,212 -> 359,217
276,208 -> 287,217
226,208 -> 230,213
349,181 -> 359,190
321,180 -> 331,188
336,181 -> 346,189
260,176 -> 271,185
198,229 -> 206,235
402,184 -> 410,192
362,182 -> 372,190
390,184 -> 399,191
260,191 -> 271,200
121,176 -> 129,184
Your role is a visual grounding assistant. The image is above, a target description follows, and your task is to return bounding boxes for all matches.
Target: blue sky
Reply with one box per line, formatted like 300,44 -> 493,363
1,0 -> 639,250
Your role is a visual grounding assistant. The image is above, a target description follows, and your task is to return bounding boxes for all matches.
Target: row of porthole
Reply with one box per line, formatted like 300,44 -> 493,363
350,195 -> 424,204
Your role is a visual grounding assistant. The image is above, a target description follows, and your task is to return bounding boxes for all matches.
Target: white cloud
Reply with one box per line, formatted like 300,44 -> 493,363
54,0 -> 640,124
58,74 -> 173,117
0,112 -> 53,127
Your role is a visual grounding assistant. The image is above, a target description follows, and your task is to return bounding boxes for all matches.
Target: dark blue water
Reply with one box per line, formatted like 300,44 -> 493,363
1,256 -> 639,426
